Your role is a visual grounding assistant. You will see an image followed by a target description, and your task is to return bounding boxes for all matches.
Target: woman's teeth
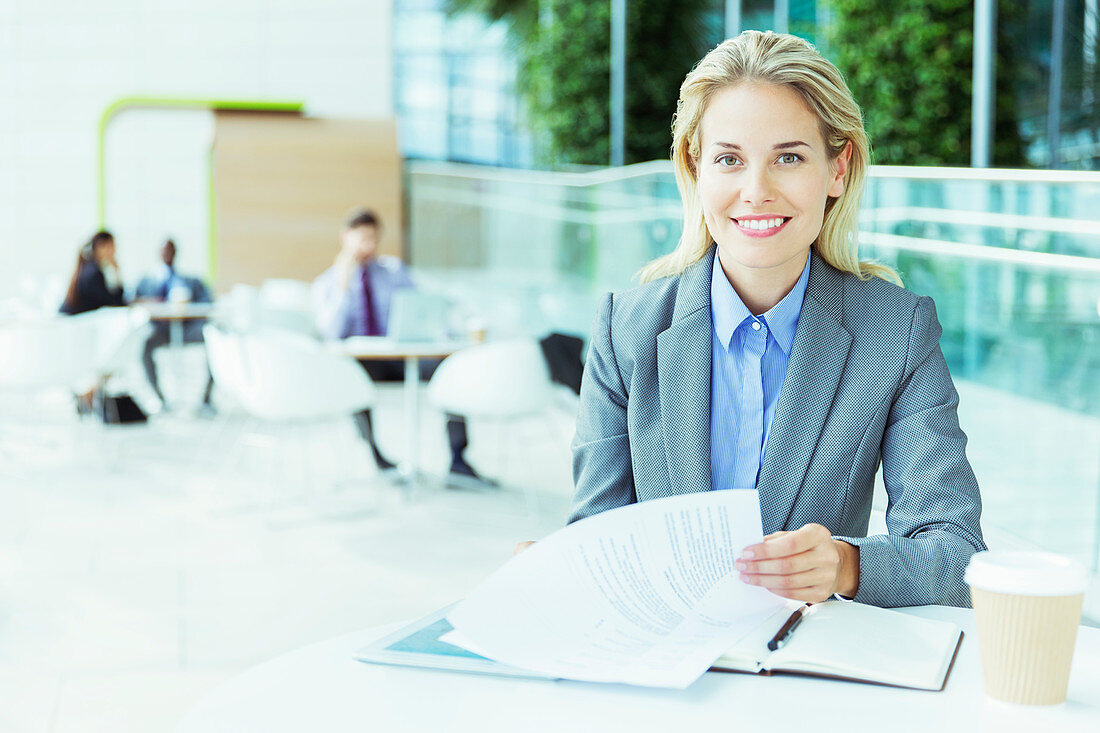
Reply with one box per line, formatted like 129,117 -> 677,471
738,218 -> 786,230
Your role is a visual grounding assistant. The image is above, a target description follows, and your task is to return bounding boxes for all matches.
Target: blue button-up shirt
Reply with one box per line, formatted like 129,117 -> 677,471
710,250 -> 811,491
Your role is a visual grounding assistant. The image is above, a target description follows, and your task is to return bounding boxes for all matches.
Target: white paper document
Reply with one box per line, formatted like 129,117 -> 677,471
444,491 -> 786,688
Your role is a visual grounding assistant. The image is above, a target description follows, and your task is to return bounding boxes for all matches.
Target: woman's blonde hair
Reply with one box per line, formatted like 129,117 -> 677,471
638,30 -> 899,286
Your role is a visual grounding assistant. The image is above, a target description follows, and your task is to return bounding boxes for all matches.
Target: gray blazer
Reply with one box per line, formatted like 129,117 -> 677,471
570,247 -> 985,608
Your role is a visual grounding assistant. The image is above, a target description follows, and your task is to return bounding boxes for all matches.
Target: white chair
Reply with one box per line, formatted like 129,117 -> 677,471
0,314 -> 109,471
426,339 -> 559,506
83,307 -> 154,396
0,315 -> 99,396
216,283 -> 261,332
257,279 -> 319,338
202,324 -> 253,412
238,328 -> 376,421
204,325 -> 383,515
258,278 -> 313,312
427,340 -> 557,418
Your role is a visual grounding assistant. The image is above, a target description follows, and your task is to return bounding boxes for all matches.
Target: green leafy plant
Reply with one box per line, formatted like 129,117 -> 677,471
827,0 -> 1025,166
446,0 -> 717,166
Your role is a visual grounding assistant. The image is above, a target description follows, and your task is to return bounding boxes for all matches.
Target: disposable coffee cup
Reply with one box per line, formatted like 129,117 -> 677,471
965,551 -> 1088,705
465,317 -> 487,343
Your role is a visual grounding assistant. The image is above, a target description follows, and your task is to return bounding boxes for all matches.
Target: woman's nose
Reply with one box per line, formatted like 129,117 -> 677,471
741,167 -> 776,206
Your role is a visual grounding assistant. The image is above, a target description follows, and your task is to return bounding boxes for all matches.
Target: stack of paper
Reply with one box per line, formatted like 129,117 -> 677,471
443,490 -> 784,688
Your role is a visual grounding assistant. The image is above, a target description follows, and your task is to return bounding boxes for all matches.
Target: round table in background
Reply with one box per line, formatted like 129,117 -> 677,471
334,336 -> 470,483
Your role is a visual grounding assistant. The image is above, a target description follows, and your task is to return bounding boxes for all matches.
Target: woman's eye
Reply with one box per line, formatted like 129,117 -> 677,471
716,154 -> 740,167
777,152 -> 802,165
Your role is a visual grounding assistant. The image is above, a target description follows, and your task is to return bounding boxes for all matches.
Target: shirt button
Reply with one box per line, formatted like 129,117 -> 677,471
751,321 -> 761,331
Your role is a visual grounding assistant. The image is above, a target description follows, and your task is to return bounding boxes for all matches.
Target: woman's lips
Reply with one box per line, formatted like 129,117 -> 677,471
733,216 -> 791,238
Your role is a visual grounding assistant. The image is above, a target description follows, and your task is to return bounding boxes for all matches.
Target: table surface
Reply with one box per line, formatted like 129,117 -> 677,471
176,606 -> 1100,733
335,336 -> 471,359
133,302 -> 215,320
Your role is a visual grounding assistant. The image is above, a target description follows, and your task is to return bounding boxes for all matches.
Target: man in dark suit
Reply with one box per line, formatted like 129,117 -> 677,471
134,239 -> 214,410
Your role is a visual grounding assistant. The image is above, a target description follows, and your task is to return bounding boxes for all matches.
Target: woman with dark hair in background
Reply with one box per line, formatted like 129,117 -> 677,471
60,230 -> 126,315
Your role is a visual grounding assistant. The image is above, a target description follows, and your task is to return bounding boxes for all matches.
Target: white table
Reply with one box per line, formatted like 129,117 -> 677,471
177,606 -> 1100,733
134,302 -> 216,349
335,337 -> 470,482
133,302 -> 216,409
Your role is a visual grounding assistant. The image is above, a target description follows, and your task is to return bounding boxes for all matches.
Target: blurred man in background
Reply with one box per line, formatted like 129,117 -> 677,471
313,209 -> 489,487
134,239 -> 214,411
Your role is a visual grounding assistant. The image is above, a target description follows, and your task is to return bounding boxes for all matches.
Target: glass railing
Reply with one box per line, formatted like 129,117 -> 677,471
406,160 -> 1100,570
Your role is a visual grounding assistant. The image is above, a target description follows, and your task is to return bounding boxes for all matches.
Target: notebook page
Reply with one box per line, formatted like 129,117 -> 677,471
766,601 -> 961,689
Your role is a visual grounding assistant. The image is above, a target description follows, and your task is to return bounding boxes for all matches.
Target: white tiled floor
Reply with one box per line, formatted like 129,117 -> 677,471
1,374 -> 1098,732
1,383 -> 575,732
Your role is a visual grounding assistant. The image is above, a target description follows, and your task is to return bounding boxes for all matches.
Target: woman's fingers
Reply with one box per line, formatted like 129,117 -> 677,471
740,523 -> 830,561
513,540 -> 536,556
737,524 -> 843,603
737,545 -> 838,577
740,566 -> 823,590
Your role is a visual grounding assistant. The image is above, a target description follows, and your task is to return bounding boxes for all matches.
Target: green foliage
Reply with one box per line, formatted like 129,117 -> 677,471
447,0 -> 717,167
827,0 -> 1024,167
525,2 -> 612,165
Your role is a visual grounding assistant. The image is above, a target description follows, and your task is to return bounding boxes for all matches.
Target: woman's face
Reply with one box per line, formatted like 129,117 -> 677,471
695,82 -> 849,284
95,239 -> 116,264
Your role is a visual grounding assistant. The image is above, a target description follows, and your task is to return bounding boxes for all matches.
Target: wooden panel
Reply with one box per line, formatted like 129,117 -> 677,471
212,113 -> 402,291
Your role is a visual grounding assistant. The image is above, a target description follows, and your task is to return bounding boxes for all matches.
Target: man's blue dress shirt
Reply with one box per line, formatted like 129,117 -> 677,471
312,255 -> 415,340
710,250 -> 811,491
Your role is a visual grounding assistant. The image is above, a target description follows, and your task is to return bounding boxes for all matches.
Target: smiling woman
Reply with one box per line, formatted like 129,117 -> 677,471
566,31 -> 987,610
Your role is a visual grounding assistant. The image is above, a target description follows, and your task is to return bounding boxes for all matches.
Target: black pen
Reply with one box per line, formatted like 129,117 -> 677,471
766,604 -> 809,651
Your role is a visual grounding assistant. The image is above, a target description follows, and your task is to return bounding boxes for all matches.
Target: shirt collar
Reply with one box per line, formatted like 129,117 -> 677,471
710,249 -> 811,356
711,255 -> 752,350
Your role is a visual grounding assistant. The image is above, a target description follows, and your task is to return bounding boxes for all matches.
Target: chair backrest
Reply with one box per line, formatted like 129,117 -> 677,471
254,279 -> 319,338
258,278 -> 313,312
203,324 -> 254,409
88,307 -> 153,376
427,339 -> 556,419
235,328 -> 375,421
0,316 -> 99,391
218,283 -> 261,332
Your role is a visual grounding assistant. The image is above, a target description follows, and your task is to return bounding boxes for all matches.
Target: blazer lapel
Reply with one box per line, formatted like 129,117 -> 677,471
656,248 -> 715,498
756,252 -> 853,534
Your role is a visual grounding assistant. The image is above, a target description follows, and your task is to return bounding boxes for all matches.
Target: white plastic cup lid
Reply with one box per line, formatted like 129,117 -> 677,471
965,551 -> 1089,596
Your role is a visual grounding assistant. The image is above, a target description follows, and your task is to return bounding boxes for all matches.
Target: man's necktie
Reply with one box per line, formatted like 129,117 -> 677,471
361,267 -> 381,336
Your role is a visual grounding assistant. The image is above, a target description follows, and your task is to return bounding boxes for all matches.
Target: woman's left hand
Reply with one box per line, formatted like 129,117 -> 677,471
736,523 -> 859,603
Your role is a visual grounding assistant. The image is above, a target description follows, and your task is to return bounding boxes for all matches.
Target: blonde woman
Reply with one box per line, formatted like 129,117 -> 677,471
568,31 -> 985,608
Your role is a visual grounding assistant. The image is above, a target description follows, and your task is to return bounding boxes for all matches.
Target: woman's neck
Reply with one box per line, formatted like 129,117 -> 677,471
717,248 -> 809,316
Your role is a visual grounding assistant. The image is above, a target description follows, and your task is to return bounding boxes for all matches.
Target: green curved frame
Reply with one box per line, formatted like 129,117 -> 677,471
97,96 -> 304,281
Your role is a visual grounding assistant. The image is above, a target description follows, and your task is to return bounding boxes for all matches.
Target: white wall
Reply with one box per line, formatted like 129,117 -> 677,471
0,0 -> 393,306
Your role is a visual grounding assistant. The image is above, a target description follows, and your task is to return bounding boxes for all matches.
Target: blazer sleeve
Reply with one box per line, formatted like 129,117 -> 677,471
835,296 -> 986,607
568,292 -> 636,523
78,266 -> 126,309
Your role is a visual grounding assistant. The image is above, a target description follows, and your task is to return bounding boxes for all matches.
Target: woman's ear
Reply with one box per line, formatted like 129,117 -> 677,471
828,140 -> 853,198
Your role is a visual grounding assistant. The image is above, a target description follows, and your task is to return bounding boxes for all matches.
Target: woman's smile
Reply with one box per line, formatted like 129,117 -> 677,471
732,215 -> 792,237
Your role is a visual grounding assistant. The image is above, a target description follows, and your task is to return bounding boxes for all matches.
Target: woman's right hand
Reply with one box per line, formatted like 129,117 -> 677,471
514,541 -> 536,556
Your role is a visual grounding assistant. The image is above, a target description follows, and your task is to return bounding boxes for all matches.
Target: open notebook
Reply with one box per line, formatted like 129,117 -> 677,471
356,601 -> 962,691
711,600 -> 963,690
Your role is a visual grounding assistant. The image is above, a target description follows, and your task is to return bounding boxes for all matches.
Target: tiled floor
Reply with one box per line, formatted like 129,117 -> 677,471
0,382 -> 576,732
1,371 -> 1097,732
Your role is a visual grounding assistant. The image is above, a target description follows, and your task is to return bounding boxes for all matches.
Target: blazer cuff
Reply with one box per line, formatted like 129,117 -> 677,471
834,534 -> 896,606
833,533 -> 976,608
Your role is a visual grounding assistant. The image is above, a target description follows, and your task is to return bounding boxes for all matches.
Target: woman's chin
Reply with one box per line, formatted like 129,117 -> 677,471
716,247 -> 805,275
